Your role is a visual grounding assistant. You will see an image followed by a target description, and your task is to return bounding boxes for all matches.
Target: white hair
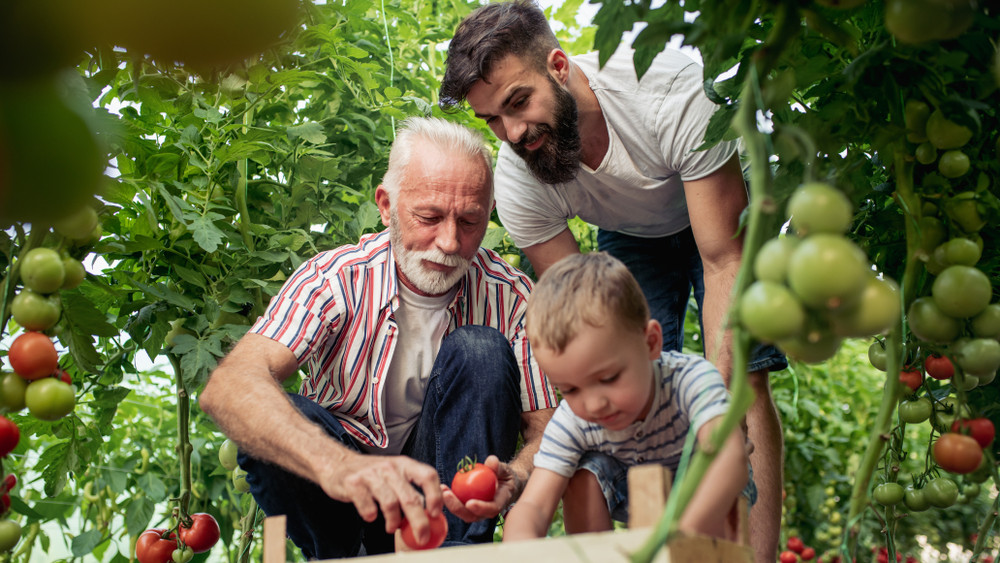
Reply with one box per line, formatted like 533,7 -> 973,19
380,117 -> 494,203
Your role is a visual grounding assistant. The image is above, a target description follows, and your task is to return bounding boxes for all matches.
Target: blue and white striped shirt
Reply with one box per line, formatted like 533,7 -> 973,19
250,230 -> 557,449
534,351 -> 729,476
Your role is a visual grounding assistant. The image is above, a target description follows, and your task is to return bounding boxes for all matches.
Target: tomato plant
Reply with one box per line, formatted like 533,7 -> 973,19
7,331 -> 58,380
137,529 -> 178,563
451,457 -> 497,504
933,433 -> 983,474
24,377 -> 75,421
400,511 -> 448,550
179,513 -> 221,553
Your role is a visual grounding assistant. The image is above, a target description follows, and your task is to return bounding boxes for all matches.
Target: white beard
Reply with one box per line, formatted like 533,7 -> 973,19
390,212 -> 471,295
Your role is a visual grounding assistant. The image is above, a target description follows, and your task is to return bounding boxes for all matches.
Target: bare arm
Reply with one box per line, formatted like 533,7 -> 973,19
502,468 -> 569,541
442,407 -> 555,522
521,228 -> 581,278
683,154 -> 749,382
200,333 -> 443,538
678,416 -> 749,538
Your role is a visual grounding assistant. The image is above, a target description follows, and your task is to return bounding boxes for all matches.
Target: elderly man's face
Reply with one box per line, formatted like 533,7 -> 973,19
376,145 -> 492,296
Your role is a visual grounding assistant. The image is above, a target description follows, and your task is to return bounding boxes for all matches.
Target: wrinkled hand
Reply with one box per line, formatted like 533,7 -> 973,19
319,451 -> 443,542
441,455 -> 522,523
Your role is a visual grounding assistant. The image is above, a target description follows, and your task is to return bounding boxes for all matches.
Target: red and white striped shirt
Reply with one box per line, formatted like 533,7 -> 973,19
250,230 -> 557,449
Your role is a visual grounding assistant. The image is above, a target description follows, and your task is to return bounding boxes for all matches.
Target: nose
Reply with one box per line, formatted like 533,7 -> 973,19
501,115 -> 528,145
435,220 -> 461,255
584,391 -> 609,418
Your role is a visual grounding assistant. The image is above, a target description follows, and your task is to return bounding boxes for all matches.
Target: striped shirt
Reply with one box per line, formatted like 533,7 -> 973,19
533,351 -> 729,477
250,230 -> 557,449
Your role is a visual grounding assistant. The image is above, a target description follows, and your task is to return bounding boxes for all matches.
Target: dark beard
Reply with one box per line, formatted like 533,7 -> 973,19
511,76 -> 582,185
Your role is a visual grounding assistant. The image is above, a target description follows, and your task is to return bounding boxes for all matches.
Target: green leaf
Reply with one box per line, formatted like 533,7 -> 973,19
71,529 -> 105,557
61,291 -> 120,337
188,215 -> 226,253
125,496 -> 156,536
92,386 -> 131,430
287,122 -> 328,145
481,227 -> 506,251
40,440 -> 79,497
137,473 -> 169,503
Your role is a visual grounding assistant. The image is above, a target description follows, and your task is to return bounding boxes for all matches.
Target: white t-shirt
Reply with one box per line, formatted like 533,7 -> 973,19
358,283 -> 455,455
494,45 -> 738,248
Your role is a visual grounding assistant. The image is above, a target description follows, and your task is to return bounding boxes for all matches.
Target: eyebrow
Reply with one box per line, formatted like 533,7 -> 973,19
473,86 -> 532,120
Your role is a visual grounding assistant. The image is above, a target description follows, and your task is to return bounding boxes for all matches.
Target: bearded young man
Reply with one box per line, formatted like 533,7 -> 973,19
200,117 -> 556,560
439,2 -> 787,561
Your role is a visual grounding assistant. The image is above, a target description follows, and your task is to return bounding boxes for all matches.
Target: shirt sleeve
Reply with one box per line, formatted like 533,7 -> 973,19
532,402 -> 588,478
493,144 -> 575,249
665,352 -> 731,435
249,252 -> 343,364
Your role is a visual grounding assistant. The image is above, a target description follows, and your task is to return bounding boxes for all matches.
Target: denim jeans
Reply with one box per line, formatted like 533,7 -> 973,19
598,227 -> 787,373
237,325 -> 523,559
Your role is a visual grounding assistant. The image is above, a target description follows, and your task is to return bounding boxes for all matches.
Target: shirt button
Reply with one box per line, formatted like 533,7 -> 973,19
635,430 -> 644,438
637,456 -> 645,463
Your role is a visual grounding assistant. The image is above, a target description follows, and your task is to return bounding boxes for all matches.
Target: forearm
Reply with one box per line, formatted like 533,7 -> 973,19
502,499 -> 553,541
508,408 -> 556,497
678,429 -> 748,535
701,261 -> 740,381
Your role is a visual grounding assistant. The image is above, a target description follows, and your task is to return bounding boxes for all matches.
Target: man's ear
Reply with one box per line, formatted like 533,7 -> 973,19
547,49 -> 571,84
645,319 -> 663,360
375,185 -> 392,227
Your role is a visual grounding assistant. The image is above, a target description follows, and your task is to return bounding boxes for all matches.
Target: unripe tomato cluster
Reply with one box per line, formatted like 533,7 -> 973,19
218,438 -> 250,494
740,182 -> 899,363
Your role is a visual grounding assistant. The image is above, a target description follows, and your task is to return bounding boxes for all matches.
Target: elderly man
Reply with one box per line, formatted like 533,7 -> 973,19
200,117 -> 556,559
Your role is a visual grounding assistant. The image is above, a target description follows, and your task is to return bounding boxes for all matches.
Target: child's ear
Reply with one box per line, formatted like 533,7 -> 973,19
645,319 -> 663,360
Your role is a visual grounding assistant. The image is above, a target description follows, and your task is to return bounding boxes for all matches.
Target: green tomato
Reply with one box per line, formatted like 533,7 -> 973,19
0,520 -> 20,552
971,304 -> 1000,338
18,248 -> 65,294
0,373 -> 27,413
868,341 -> 888,371
10,289 -> 60,332
778,329 -> 843,365
500,253 -> 521,269
233,467 -> 250,493
955,338 -> 1000,378
60,256 -> 86,290
914,141 -> 937,164
873,482 -> 905,506
787,234 -> 869,309
904,100 -> 931,143
926,109 -> 973,150
786,182 -> 853,236
898,397 -> 932,424
739,281 -> 806,343
24,378 -> 75,421
931,266 -> 991,319
219,439 -> 239,471
907,297 -> 961,344
924,477 -> 959,508
903,487 -> 929,511
753,236 -> 800,284
938,149 -> 970,178
944,193 -> 986,233
172,546 -> 195,563
830,275 -> 900,338
935,238 -> 981,267
52,205 -> 99,240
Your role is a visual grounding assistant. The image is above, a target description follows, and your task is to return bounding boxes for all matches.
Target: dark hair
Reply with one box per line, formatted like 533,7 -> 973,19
439,0 -> 560,110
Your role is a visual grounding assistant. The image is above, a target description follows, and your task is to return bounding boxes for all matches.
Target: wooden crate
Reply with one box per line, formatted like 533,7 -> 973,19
261,464 -> 753,563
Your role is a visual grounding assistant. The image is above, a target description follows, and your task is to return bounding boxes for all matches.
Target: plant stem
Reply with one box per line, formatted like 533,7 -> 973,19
237,497 -> 260,563
169,354 -> 194,525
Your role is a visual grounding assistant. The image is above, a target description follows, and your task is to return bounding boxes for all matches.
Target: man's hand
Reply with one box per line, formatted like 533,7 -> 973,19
320,451 -> 444,538
440,455 -> 522,522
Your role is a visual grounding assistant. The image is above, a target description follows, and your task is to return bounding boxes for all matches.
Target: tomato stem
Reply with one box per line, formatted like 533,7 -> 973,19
168,353 -> 194,526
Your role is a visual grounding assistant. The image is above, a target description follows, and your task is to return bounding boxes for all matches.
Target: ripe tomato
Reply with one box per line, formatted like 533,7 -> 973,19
0,519 -> 20,552
800,546 -> 816,561
8,331 -> 58,380
0,417 -> 18,457
451,460 -> 497,504
952,418 -> 995,448
3,474 -> 17,493
898,397 -> 932,424
898,368 -> 923,393
779,551 -> 798,563
136,528 -> 177,563
400,511 -> 448,550
786,182 -> 853,236
24,377 -> 75,421
872,482 -> 904,506
924,354 -> 954,380
18,247 -> 66,294
179,513 -> 220,553
933,433 -> 983,474
924,477 -> 959,508
739,281 -> 806,343
932,266 -> 991,319
10,289 -> 60,332
787,536 -> 805,554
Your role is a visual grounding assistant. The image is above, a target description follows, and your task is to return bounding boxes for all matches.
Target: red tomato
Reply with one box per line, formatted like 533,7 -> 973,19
53,369 -> 72,386
0,493 -> 9,515
924,354 -> 954,380
898,368 -> 923,392
788,536 -> 805,554
952,418 -> 995,448
780,550 -> 799,563
0,417 -> 18,458
3,474 -> 16,493
933,433 -> 984,474
802,546 -> 816,561
451,461 -> 497,504
400,511 -> 448,550
8,332 -> 58,380
136,528 -> 177,563
178,513 -> 221,553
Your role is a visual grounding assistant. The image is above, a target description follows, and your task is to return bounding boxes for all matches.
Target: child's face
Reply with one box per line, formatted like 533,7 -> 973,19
534,319 -> 662,431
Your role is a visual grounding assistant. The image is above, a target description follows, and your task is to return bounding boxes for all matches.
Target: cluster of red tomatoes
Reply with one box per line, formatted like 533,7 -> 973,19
778,535 -> 816,562
740,182 -> 900,363
136,513 -> 221,563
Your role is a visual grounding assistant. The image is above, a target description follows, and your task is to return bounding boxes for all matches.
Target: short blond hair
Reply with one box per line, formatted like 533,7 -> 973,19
525,252 -> 649,354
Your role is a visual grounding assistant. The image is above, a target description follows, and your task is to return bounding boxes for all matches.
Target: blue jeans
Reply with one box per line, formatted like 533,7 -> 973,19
237,325 -> 523,559
598,227 -> 787,373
